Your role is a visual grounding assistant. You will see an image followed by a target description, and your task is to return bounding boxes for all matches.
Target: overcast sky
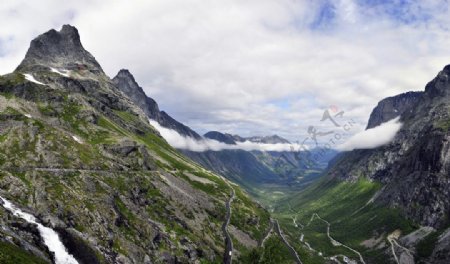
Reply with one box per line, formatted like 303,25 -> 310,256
1,0 -> 450,143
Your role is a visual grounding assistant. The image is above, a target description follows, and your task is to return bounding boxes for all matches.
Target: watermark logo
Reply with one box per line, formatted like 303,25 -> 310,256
277,106 -> 356,169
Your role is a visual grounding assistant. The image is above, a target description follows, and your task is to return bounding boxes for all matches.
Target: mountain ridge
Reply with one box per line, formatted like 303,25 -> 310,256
112,69 -> 202,140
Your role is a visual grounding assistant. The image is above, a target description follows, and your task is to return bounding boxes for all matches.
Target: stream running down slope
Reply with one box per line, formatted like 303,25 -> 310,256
0,195 -> 79,264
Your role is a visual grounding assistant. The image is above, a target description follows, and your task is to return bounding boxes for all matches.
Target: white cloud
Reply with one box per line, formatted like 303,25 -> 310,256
149,119 -> 302,152
0,1 -> 449,141
336,117 -> 402,151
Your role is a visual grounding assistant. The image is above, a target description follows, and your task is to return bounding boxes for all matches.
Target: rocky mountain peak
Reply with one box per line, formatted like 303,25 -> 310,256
366,91 -> 423,129
16,24 -> 103,74
424,64 -> 450,98
115,69 -> 136,82
113,69 -> 145,96
113,69 -> 160,117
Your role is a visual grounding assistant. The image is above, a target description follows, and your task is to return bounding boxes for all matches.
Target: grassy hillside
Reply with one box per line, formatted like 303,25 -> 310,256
0,69 -> 273,263
0,241 -> 48,264
274,178 -> 418,263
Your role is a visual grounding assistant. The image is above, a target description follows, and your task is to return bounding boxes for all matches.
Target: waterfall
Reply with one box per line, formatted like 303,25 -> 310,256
0,195 -> 79,264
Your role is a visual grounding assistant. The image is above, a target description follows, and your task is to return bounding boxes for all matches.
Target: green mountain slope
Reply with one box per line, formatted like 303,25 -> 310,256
0,25 -> 276,264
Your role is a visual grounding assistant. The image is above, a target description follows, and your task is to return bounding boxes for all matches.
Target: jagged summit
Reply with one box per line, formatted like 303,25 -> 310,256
367,64 -> 450,130
16,24 -> 103,74
113,68 -> 160,117
424,64 -> 450,98
112,69 -> 202,139
366,91 -> 423,129
115,69 -> 138,83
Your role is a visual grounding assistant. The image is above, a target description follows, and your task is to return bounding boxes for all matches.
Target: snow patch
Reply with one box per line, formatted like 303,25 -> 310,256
72,135 -> 83,144
23,74 -> 46,85
0,195 -> 79,264
51,67 -> 71,77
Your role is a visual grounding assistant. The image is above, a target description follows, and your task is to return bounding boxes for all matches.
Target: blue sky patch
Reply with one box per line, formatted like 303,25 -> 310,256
310,1 -> 337,30
357,0 -> 435,25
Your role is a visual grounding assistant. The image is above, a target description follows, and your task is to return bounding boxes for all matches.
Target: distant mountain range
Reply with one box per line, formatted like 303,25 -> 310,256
203,132 -> 291,145
182,131 -> 337,200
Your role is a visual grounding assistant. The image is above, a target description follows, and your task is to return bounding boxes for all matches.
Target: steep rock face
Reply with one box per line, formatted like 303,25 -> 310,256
16,25 -> 103,74
112,69 -> 202,139
327,65 -> 450,229
366,91 -> 423,129
366,92 -> 423,129
428,228 -> 450,263
112,69 -> 160,118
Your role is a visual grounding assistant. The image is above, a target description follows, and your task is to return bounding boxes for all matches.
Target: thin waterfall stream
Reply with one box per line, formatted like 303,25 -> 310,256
0,195 -> 78,264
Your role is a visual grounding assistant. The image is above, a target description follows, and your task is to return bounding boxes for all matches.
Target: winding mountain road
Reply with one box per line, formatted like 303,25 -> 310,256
306,213 -> 366,264
274,219 -> 303,264
222,189 -> 235,264
287,211 -> 365,264
0,166 -> 144,173
288,203 -> 304,229
258,218 -> 274,247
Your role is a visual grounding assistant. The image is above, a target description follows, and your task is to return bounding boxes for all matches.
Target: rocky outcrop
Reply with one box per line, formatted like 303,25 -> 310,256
0,205 -> 53,263
112,69 -> 202,140
429,228 -> 450,263
366,91 -> 422,129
